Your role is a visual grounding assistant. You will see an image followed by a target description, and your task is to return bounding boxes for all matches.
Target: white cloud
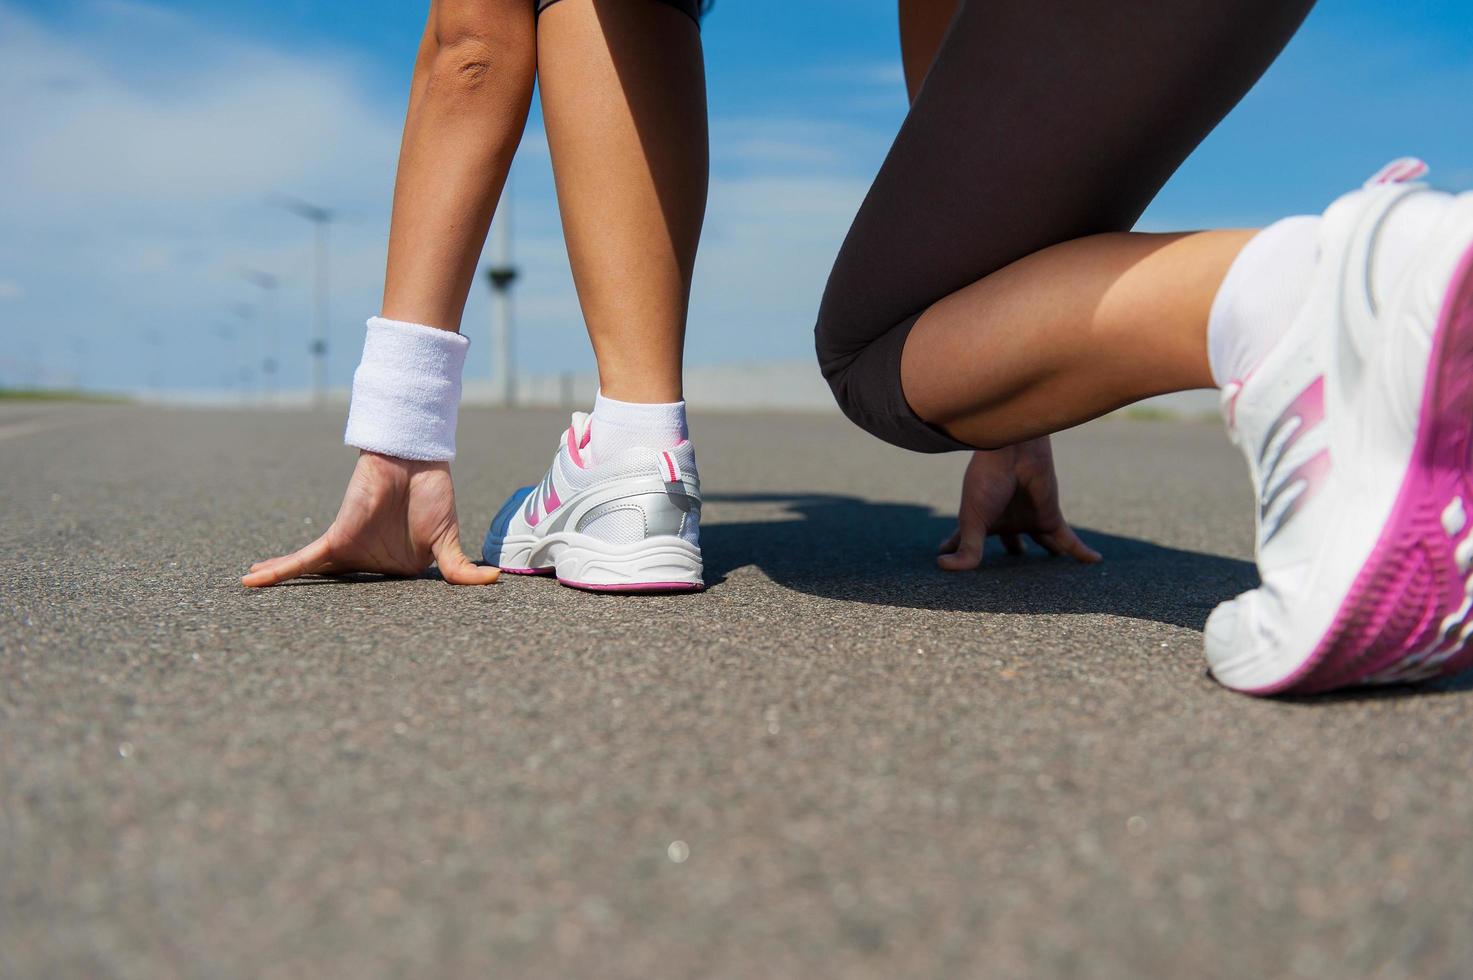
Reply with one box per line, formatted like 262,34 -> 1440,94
684,174 -> 870,362
0,4 -> 399,214
7,0 -> 1473,398
0,1 -> 894,393
809,61 -> 906,88
713,116 -> 893,172
0,2 -> 419,391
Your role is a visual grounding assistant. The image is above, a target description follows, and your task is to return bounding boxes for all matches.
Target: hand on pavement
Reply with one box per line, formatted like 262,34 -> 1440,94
242,451 -> 498,587
938,437 -> 1102,571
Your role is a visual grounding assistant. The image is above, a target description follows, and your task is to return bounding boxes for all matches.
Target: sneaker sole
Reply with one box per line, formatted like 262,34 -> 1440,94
1247,235 -> 1473,694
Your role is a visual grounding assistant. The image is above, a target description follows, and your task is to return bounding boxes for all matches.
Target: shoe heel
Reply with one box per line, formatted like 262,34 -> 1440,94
554,536 -> 704,592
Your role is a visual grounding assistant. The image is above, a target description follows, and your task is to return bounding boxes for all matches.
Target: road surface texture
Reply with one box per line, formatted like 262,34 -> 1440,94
4,402 -> 1472,979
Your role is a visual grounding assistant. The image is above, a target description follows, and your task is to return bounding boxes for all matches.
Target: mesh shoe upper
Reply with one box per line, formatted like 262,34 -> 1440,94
488,412 -> 701,549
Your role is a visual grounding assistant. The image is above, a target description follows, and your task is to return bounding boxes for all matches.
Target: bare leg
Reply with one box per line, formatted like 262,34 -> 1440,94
536,0 -> 709,402
893,0 -> 1252,447
380,0 -> 538,330
810,0 -> 1310,567
893,0 -> 1099,566
818,0 -> 1312,452
245,0 -> 536,588
903,230 -> 1249,448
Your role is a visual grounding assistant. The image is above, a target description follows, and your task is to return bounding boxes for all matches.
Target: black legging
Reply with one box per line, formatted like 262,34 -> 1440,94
814,0 -> 1317,453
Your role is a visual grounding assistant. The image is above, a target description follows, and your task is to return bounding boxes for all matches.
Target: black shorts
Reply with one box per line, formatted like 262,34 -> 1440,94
536,0 -> 704,26
813,0 -> 1314,452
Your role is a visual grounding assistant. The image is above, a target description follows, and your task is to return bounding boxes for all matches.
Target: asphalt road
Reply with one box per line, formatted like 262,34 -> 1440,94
4,402 -> 1472,979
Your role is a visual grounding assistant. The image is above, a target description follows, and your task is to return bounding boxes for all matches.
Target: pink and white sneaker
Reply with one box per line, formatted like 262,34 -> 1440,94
1206,159 -> 1473,693
482,413 -> 703,592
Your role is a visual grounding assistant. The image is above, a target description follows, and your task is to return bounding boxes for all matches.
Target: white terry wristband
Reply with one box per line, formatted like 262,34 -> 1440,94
344,316 -> 470,461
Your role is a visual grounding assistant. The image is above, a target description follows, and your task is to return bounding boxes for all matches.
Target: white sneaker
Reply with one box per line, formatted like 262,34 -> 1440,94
1206,159 -> 1473,693
482,412 -> 703,591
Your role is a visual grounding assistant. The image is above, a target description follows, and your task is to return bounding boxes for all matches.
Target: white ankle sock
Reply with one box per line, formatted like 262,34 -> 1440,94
1370,191 -> 1452,309
1208,215 -> 1320,387
588,390 -> 688,465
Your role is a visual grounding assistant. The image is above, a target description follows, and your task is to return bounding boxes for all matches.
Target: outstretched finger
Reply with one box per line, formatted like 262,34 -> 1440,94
938,514 -> 987,572
938,528 -> 961,555
242,536 -> 333,587
432,533 -> 500,586
1031,525 -> 1102,565
243,552 -> 303,580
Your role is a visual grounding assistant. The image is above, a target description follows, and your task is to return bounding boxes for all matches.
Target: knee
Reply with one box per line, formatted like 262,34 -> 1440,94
813,302 -> 971,455
424,0 -> 535,102
813,296 -> 860,394
812,293 -> 863,388
811,301 -> 877,432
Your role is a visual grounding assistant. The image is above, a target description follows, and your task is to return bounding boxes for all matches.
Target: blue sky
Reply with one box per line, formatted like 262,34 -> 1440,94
2,0 -> 1472,394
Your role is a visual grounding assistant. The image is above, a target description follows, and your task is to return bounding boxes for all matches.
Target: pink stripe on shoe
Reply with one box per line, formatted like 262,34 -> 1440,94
566,427 -> 586,469
1368,157 -> 1429,185
1256,376 -> 1329,545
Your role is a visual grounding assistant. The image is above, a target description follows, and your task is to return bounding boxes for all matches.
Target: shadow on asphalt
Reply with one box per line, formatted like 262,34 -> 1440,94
702,492 -> 1255,631
703,492 -> 1473,697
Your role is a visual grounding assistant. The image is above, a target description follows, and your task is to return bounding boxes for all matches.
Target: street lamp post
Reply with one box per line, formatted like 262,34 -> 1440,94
141,330 -> 164,395
486,197 -> 518,408
273,197 -> 333,408
212,321 -> 240,396
241,269 -> 280,405
232,302 -> 258,401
